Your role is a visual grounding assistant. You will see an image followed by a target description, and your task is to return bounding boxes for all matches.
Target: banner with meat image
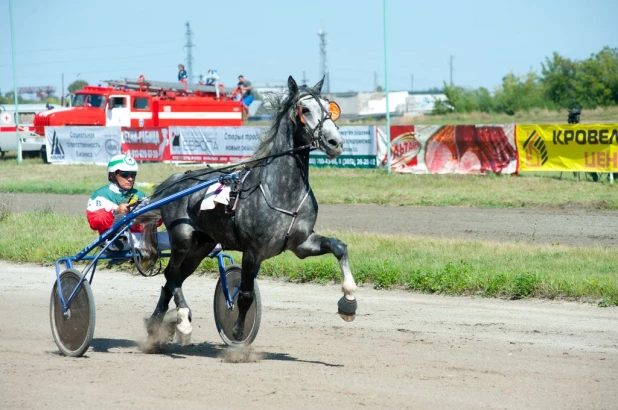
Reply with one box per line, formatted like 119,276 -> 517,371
389,125 -> 518,174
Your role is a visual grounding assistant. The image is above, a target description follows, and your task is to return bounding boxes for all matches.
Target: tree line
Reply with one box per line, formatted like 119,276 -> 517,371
434,46 -> 618,115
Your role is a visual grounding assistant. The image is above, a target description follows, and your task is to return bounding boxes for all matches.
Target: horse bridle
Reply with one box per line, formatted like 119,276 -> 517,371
296,93 -> 340,150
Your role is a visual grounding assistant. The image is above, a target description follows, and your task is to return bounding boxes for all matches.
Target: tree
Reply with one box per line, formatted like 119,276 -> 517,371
573,47 -> 618,108
68,80 -> 88,94
541,52 -> 577,107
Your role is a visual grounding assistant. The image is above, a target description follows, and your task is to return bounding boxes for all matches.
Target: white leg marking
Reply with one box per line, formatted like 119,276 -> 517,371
176,307 -> 193,341
340,256 -> 357,300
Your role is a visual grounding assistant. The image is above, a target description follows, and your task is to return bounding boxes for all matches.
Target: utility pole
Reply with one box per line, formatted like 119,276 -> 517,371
184,22 -> 195,84
318,29 -> 330,93
374,71 -> 378,91
411,73 -> 414,92
449,55 -> 454,86
302,71 -> 308,86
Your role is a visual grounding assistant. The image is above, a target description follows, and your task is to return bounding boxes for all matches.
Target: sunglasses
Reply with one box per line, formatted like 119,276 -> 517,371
117,171 -> 137,179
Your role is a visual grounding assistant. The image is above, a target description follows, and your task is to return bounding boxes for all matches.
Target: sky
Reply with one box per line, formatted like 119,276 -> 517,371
0,0 -> 616,98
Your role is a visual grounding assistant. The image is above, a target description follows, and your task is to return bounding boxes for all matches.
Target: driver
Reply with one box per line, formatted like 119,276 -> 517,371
87,154 -> 167,254
87,154 -> 145,235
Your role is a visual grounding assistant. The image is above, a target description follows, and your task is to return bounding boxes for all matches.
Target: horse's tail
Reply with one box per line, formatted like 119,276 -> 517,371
139,211 -> 161,264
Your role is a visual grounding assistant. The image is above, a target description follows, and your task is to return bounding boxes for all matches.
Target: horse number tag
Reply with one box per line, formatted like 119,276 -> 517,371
328,102 -> 341,121
297,105 -> 306,124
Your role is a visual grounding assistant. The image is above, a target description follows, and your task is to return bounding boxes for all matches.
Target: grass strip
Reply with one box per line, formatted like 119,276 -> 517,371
1,210 -> 615,306
1,161 -> 617,210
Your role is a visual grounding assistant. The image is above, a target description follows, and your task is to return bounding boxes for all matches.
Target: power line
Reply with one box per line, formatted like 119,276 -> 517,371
0,51 -> 179,68
0,40 -> 179,55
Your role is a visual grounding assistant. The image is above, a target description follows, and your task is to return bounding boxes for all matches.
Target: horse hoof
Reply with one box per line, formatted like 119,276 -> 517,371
232,321 -> 245,341
338,311 -> 356,322
176,331 -> 192,346
338,296 -> 357,322
145,317 -> 161,337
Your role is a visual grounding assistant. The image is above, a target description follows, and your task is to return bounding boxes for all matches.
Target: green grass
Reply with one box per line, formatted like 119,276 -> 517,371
1,210 -> 616,306
1,160 -> 617,209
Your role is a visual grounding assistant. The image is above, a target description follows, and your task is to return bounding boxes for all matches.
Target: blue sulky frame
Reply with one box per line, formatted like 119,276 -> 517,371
54,172 -> 240,318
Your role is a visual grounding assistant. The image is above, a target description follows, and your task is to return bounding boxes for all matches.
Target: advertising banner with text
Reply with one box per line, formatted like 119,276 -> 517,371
121,127 -> 171,162
516,124 -> 618,171
168,126 -> 262,163
309,126 -> 377,168
388,124 -> 517,174
45,126 -> 121,165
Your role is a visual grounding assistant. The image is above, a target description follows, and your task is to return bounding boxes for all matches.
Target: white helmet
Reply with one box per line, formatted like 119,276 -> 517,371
107,154 -> 139,173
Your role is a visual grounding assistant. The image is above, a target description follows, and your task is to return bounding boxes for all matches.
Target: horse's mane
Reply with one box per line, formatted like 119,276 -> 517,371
151,86 -> 320,198
248,86 -> 319,168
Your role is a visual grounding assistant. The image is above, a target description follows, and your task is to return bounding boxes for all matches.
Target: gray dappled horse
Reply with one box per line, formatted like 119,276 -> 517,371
141,76 -> 358,344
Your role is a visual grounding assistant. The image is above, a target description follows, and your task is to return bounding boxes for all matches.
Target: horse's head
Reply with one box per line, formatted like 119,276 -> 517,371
289,76 -> 343,159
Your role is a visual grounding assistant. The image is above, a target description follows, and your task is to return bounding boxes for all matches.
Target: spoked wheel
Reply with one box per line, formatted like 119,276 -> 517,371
49,269 -> 95,357
132,249 -> 162,277
130,234 -> 161,277
213,264 -> 261,346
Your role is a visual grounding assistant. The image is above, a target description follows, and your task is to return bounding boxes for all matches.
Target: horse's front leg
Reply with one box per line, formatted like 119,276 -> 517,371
233,251 -> 260,341
293,233 -> 357,321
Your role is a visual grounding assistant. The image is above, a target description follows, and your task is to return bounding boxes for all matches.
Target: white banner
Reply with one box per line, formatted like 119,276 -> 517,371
310,126 -> 378,168
45,126 -> 121,164
169,126 -> 263,163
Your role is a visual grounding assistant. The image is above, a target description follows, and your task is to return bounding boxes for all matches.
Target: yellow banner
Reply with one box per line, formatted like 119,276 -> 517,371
516,124 -> 618,171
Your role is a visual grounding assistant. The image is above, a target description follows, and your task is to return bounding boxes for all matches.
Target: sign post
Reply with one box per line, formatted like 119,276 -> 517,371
383,0 -> 391,173
9,0 -> 22,164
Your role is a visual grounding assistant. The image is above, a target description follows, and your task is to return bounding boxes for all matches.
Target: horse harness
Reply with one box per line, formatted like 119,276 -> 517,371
219,91 -> 338,243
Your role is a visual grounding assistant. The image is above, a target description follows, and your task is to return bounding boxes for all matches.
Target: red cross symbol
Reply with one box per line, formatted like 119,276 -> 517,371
1,113 -> 11,124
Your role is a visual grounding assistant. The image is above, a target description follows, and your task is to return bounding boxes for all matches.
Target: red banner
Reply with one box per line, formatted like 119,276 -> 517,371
121,127 -> 171,162
390,125 -> 518,174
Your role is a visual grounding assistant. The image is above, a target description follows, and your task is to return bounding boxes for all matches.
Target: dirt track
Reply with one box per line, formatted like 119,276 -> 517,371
0,193 -> 617,408
0,262 -> 617,409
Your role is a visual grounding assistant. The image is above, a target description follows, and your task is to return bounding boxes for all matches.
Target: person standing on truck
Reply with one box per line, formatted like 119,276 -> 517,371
178,64 -> 188,84
237,75 -> 254,118
199,69 -> 221,100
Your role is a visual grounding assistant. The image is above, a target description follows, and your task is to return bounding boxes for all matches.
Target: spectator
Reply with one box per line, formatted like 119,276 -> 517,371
178,64 -> 188,84
199,69 -> 221,99
237,75 -> 254,118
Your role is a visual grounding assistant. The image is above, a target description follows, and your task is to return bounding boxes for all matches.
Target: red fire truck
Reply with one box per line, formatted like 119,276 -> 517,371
33,75 -> 244,136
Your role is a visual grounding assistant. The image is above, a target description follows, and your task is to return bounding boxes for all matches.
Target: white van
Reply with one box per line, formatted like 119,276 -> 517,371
0,103 -> 53,160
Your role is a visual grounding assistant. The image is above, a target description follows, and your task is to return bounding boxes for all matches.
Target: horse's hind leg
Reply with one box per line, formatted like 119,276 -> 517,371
233,250 -> 260,341
292,233 -> 357,321
146,224 -> 214,344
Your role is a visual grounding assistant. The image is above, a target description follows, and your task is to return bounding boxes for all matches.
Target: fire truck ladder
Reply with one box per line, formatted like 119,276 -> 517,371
104,76 -> 237,97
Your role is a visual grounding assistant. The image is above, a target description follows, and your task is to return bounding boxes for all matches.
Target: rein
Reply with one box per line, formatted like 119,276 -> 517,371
152,144 -> 315,197
153,87 -> 334,201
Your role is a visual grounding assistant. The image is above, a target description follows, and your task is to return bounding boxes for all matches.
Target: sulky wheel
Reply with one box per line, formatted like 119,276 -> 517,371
49,269 -> 95,357
129,233 -> 161,277
132,249 -> 162,277
213,264 -> 261,346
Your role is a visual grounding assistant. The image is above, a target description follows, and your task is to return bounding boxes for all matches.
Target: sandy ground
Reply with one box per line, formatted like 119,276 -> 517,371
0,262 -> 616,409
0,193 -> 617,408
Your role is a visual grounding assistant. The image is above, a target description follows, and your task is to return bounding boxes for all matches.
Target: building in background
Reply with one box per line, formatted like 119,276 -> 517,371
250,87 -> 448,121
